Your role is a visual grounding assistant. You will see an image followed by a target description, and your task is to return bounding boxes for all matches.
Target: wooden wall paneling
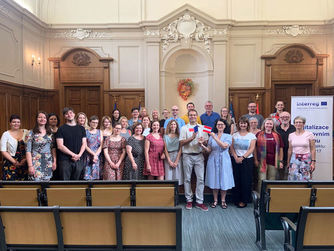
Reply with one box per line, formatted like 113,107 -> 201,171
262,43 -> 329,111
49,48 -> 113,119
229,88 -> 266,121
0,92 -> 7,133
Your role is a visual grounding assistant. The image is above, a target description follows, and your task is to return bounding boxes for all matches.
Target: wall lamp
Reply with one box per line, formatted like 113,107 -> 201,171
32,55 -> 41,66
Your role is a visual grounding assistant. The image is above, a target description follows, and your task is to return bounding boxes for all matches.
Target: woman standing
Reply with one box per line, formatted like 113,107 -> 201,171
144,121 -> 165,180
163,120 -> 183,185
26,112 -> 56,181
48,113 -> 60,133
249,117 -> 261,135
142,116 -> 151,136
202,119 -> 234,209
111,109 -> 121,127
119,116 -> 132,140
1,115 -> 29,180
220,107 -> 235,134
84,115 -> 103,180
269,101 -> 285,126
254,118 -> 283,192
123,123 -> 146,180
75,112 -> 89,129
287,116 -> 316,181
103,123 -> 126,180
230,116 -> 256,208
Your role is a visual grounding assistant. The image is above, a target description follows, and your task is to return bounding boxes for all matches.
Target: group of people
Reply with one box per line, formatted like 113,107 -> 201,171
0,100 -> 316,211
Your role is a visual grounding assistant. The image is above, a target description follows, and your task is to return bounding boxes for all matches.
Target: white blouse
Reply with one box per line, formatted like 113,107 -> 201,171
0,130 -> 28,157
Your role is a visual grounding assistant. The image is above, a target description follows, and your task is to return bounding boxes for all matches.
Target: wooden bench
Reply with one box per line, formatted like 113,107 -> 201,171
281,206 -> 334,251
0,188 -> 41,206
252,180 -> 334,251
0,206 -> 182,251
0,180 -> 179,207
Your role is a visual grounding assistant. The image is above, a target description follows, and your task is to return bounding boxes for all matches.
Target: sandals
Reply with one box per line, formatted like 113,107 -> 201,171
210,201 -> 218,208
221,201 -> 227,209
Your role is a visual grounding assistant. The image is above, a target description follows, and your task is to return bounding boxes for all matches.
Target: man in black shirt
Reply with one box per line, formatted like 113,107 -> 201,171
56,107 -> 87,180
276,111 -> 296,180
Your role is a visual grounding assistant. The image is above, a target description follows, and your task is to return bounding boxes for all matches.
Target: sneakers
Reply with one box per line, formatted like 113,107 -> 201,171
195,203 -> 209,212
185,202 -> 193,210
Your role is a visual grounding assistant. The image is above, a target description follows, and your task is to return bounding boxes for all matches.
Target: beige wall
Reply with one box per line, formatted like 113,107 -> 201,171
1,0 -> 334,114
13,0 -> 334,23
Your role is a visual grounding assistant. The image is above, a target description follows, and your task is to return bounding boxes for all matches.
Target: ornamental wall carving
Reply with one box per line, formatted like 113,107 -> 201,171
72,52 -> 91,66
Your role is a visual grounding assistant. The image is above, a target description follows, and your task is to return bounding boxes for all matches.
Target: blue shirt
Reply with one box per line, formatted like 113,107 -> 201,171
164,117 -> 185,129
200,112 -> 220,128
128,119 -> 142,128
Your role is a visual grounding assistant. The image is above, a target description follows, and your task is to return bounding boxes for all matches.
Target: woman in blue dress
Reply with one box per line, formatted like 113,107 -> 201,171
201,119 -> 234,209
84,115 -> 103,180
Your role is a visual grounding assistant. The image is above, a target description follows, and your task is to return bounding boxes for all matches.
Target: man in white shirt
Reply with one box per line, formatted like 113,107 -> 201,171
180,109 -> 209,211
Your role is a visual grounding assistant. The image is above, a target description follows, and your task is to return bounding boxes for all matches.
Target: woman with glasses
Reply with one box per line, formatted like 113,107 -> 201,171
103,123 -> 126,180
84,115 -> 103,180
287,116 -> 316,181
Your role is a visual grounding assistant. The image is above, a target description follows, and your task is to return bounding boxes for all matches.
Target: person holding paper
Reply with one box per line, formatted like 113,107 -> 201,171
180,109 -> 209,211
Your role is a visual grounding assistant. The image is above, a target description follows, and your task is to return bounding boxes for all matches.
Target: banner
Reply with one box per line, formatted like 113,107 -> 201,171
291,96 -> 333,180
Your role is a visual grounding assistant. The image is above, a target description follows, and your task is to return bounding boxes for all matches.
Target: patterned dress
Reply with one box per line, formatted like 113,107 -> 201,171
143,133 -> 164,177
26,131 -> 55,181
123,136 -> 146,180
2,130 -> 28,181
84,129 -> 102,180
103,137 -> 126,180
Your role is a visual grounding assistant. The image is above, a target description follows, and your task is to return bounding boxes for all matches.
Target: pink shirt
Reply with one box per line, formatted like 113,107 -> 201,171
288,131 -> 315,154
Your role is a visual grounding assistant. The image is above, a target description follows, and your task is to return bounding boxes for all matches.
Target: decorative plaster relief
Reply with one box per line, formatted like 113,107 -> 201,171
159,13 -> 219,54
53,28 -> 112,40
266,25 -> 322,36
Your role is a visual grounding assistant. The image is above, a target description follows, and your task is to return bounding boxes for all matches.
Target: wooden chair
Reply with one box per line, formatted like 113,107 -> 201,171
121,207 -> 182,250
314,188 -> 334,207
0,188 -> 41,206
135,186 -> 175,207
46,188 -> 88,206
252,180 -> 313,251
281,206 -> 334,251
91,187 -> 131,206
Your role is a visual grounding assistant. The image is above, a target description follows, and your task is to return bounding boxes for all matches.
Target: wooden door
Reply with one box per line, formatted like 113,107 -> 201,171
65,86 -> 101,119
274,84 -> 313,112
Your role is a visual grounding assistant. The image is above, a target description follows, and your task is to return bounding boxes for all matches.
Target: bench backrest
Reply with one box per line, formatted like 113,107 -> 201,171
46,188 -> 88,206
0,188 -> 40,206
91,187 -> 131,206
296,207 -> 334,250
135,187 -> 175,207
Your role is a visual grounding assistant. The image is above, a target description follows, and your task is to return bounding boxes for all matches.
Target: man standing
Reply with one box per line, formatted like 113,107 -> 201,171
181,102 -> 201,125
243,101 -> 264,129
128,107 -> 141,128
159,108 -> 170,128
276,111 -> 296,180
56,107 -> 87,180
164,105 -> 185,129
180,109 -> 209,211
200,101 -> 220,128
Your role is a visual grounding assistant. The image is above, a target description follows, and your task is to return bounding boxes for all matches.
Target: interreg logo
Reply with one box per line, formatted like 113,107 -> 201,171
321,101 -> 327,106
296,102 -> 320,107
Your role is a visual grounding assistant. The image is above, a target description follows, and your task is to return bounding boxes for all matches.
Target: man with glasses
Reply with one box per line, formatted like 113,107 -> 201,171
200,101 -> 220,128
128,107 -> 141,128
276,111 -> 296,180
243,101 -> 264,129
164,105 -> 185,129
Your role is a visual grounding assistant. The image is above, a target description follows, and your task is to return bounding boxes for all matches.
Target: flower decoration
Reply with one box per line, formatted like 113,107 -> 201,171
177,78 -> 194,100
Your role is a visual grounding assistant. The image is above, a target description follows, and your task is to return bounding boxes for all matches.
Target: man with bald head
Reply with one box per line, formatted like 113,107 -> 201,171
276,111 -> 296,180
164,105 -> 185,129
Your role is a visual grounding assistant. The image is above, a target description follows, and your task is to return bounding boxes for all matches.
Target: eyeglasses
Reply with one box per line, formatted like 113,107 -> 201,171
172,109 -> 178,111
114,127 -> 122,130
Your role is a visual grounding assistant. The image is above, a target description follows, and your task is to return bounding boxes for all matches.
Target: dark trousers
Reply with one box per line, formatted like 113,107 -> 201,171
232,156 -> 254,204
58,159 -> 84,180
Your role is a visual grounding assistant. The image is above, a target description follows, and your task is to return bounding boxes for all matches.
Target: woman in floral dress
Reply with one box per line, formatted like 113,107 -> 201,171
84,115 -> 103,180
26,112 -> 56,181
103,123 -> 126,180
1,114 -> 29,180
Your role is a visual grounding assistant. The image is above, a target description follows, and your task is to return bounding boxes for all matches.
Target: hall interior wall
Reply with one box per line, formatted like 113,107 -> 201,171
0,0 -> 333,119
